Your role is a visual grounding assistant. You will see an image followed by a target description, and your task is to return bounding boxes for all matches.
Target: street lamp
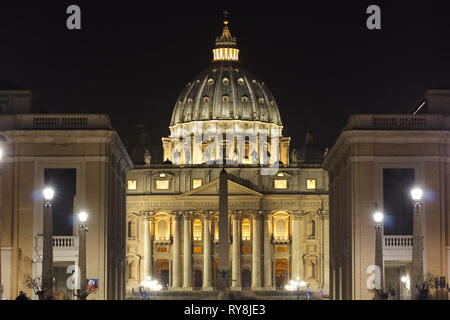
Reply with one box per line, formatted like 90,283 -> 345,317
140,276 -> 162,299
401,275 -> 410,299
410,187 -> 424,299
42,187 -> 55,299
373,209 -> 384,299
285,277 -> 307,300
78,211 -> 88,299
0,147 -> 3,300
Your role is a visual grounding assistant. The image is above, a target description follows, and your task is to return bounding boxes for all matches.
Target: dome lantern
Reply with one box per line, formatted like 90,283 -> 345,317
213,11 -> 239,62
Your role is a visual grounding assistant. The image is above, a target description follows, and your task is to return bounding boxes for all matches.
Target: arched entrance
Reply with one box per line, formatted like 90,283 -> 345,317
275,259 -> 288,289
156,260 -> 169,289
242,270 -> 251,290
193,270 -> 203,289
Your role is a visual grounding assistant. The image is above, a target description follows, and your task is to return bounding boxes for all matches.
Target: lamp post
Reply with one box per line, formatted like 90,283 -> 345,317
42,187 -> 55,300
78,211 -> 88,298
411,187 -> 424,299
373,210 -> 384,299
0,147 -> 3,300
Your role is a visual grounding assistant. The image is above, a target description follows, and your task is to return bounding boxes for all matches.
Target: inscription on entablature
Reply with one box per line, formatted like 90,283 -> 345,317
261,200 -> 323,208
128,200 -> 259,208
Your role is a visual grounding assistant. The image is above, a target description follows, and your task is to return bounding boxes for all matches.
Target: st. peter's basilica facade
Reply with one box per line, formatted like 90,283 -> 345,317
125,18 -> 330,295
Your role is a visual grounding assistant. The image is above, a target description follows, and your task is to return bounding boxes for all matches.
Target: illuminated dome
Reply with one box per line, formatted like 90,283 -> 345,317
170,19 -> 282,127
163,16 -> 290,165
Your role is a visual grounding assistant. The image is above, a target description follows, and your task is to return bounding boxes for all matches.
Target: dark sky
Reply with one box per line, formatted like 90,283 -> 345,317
1,1 -> 450,151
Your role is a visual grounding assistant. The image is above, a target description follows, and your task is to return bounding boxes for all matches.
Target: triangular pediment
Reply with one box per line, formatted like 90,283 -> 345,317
182,178 -> 262,197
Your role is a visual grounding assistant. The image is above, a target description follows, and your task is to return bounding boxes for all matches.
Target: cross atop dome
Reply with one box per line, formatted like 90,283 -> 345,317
213,11 -> 239,62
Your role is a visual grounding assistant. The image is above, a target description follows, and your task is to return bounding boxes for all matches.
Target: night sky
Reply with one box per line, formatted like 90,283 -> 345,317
1,1 -> 450,152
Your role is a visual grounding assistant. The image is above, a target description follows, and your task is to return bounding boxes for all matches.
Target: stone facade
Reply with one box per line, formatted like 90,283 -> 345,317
323,108 -> 450,300
126,165 -> 329,295
0,113 -> 132,300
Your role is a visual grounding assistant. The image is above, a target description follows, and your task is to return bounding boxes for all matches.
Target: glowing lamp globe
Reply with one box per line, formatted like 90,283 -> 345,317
410,188 -> 423,201
43,187 -> 55,201
373,211 -> 384,224
78,211 -> 88,222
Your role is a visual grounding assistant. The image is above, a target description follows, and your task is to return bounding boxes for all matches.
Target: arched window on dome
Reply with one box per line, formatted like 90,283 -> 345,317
244,136 -> 250,160
207,78 -> 215,86
222,77 -> 229,85
241,219 -> 251,241
202,96 -> 210,103
238,78 -> 245,86
222,95 -> 230,118
241,96 -> 248,102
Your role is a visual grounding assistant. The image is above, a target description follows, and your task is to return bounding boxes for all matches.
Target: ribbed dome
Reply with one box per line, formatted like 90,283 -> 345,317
170,65 -> 282,126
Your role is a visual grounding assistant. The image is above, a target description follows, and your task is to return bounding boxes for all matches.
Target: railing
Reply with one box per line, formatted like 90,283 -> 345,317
0,114 -> 113,130
344,114 -> 449,130
52,236 -> 79,248
384,235 -> 413,248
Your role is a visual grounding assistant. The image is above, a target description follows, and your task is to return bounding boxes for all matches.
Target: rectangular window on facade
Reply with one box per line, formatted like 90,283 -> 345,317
192,179 -> 202,189
128,179 -> 137,190
274,179 -> 287,189
156,180 -> 169,190
306,179 -> 316,190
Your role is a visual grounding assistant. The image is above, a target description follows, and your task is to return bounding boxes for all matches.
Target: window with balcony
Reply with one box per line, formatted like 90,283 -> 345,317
242,219 -> 251,241
274,218 -> 288,240
193,219 -> 202,241
156,219 -> 169,240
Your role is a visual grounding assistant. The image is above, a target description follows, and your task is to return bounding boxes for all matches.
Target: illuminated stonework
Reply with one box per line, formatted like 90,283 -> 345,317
126,17 -> 330,297
213,47 -> 239,61
163,18 -> 290,165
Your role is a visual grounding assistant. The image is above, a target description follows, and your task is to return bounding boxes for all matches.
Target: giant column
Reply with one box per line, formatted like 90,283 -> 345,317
172,212 -> 181,288
320,210 -> 330,294
231,211 -> 241,289
263,212 -> 273,289
252,211 -> 262,289
291,210 -> 302,281
143,213 -> 153,280
183,212 -> 192,289
203,211 -> 213,290
217,168 -> 230,289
